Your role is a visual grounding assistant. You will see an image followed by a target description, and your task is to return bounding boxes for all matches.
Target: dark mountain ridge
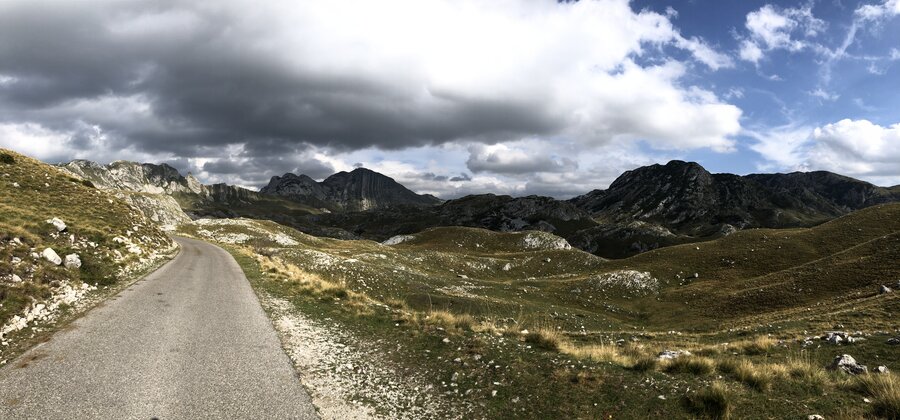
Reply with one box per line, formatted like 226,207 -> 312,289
58,157 -> 900,259
261,167 -> 442,211
569,160 -> 900,236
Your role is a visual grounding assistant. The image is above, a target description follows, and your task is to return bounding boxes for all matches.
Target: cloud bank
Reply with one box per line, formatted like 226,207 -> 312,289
0,0 -> 740,196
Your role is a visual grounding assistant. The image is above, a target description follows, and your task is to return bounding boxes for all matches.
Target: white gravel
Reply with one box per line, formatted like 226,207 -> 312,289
261,295 -> 448,419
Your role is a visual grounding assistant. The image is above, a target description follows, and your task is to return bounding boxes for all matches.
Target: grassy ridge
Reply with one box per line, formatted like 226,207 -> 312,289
0,149 -> 174,349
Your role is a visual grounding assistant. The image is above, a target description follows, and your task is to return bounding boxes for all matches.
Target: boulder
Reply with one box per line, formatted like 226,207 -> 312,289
874,365 -> 890,374
887,337 -> 900,345
828,354 -> 867,375
9,274 -> 22,283
46,217 -> 67,232
42,248 -> 62,266
807,415 -> 824,420
657,350 -> 692,360
64,253 -> 82,269
879,285 -> 893,294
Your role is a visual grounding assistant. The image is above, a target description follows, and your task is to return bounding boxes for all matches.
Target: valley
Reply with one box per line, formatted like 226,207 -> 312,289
2,146 -> 899,419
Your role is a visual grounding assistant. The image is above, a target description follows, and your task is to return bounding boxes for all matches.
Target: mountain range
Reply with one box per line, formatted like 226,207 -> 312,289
58,158 -> 900,258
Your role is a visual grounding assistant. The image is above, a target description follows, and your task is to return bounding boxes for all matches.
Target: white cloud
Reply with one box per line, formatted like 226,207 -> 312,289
466,143 -> 577,175
809,88 -> 840,101
738,4 -> 826,63
855,0 -> 900,20
751,119 -> 900,185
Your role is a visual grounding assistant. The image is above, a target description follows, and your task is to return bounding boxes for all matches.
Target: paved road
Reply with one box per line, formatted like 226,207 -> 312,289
0,237 -> 318,419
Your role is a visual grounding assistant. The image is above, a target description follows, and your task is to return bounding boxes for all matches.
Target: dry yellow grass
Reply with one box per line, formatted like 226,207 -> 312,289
717,359 -> 772,392
683,381 -> 733,419
853,373 -> 900,419
728,335 -> 777,355
425,310 -> 476,331
523,327 -> 567,351
560,341 -> 632,366
662,356 -> 715,375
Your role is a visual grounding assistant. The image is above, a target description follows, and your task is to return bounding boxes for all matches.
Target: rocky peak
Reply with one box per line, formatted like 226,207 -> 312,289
570,160 -> 900,235
260,173 -> 326,200
262,167 -> 441,211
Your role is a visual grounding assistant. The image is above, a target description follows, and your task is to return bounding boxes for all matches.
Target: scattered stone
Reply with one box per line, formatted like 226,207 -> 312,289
828,354 -> 868,375
64,254 -> 82,269
502,263 -> 512,271
874,365 -> 890,374
887,337 -> 900,345
657,350 -> 692,360
42,248 -> 62,266
543,258 -> 551,263
807,415 -> 824,420
12,182 -> 19,188
692,272 -> 699,279
456,274 -> 468,279
46,217 -> 67,232
879,285 -> 893,294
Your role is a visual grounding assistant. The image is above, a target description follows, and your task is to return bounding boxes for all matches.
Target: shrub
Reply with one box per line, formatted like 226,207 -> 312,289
0,152 -> 15,164
683,382 -> 732,419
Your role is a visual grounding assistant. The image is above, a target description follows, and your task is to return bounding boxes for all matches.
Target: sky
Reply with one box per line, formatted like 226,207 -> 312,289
0,0 -> 898,198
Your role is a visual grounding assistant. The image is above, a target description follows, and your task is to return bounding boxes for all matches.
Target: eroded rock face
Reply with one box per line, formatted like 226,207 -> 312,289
115,192 -> 190,231
60,160 -> 202,194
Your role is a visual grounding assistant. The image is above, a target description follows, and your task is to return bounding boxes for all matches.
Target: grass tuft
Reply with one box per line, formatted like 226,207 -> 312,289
663,356 -> 715,376
683,382 -> 732,419
721,359 -> 772,392
524,328 -> 567,351
854,373 -> 900,419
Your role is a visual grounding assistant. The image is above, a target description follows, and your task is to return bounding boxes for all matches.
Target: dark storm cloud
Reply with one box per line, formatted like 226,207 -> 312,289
449,173 -> 472,182
0,0 -> 560,162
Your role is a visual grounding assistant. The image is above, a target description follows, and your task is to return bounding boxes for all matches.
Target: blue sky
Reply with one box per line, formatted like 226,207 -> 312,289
0,0 -> 898,197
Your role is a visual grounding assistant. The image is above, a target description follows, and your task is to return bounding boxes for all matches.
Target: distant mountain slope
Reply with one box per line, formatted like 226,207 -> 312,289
570,160 -> 900,235
261,167 -> 442,211
310,194 -> 596,240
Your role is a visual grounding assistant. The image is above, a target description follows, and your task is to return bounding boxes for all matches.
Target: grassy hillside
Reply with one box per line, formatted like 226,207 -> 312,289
181,202 -> 900,418
0,149 -> 175,356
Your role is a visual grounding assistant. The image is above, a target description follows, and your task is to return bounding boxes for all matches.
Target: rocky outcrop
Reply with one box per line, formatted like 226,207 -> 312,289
114,192 -> 191,231
261,168 -> 441,211
60,160 -> 202,195
570,160 -> 900,236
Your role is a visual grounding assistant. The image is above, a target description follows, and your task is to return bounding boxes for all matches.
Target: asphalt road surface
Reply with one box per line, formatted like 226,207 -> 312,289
0,237 -> 318,419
